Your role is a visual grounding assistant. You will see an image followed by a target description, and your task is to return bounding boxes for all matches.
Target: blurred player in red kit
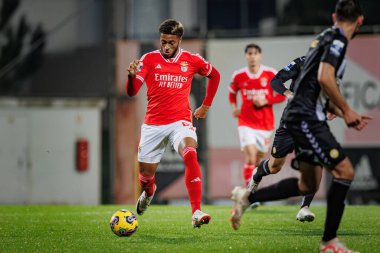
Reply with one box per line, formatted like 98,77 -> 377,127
126,19 -> 220,228
228,44 -> 285,186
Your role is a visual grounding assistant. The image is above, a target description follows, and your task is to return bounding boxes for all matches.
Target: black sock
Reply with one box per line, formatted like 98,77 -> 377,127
253,159 -> 270,182
248,178 -> 301,203
300,194 -> 315,208
322,178 -> 352,242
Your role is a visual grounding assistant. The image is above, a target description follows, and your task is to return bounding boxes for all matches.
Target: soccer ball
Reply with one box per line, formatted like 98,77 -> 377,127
109,209 -> 138,237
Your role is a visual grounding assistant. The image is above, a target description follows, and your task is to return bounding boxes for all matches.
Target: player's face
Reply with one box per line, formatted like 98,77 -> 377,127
160,34 -> 181,58
245,48 -> 262,67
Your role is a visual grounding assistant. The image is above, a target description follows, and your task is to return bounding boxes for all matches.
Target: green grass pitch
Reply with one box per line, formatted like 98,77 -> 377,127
0,205 -> 379,252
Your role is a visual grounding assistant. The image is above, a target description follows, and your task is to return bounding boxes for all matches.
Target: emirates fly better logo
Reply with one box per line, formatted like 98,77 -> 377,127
155,73 -> 188,89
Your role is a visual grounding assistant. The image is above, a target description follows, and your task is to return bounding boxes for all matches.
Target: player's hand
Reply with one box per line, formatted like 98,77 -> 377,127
343,109 -> 361,128
253,97 -> 268,108
343,109 -> 371,131
354,115 -> 372,131
232,108 -> 241,118
283,90 -> 294,99
326,112 -> 337,121
194,104 -> 209,119
127,59 -> 141,77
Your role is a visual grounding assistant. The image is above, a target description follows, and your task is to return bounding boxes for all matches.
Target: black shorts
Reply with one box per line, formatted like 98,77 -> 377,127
271,123 -> 294,158
285,120 -> 346,168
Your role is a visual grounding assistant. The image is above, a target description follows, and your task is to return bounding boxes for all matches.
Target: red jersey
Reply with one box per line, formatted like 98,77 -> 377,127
136,48 -> 213,125
229,65 -> 285,130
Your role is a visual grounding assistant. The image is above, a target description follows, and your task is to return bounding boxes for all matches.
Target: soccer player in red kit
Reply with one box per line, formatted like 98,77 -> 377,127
229,44 -> 285,186
126,19 -> 220,228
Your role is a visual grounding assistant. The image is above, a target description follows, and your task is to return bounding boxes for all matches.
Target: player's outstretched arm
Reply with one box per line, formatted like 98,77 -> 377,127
229,91 -> 240,118
230,102 -> 240,118
202,67 -> 220,106
228,79 -> 240,117
318,62 -> 364,129
126,59 -> 143,97
327,100 -> 343,119
270,68 -> 296,99
270,74 -> 288,96
194,68 -> 220,119
270,57 -> 304,98
271,79 -> 293,99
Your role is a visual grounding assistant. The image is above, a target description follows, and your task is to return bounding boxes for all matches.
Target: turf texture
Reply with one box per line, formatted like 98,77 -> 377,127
0,205 -> 379,253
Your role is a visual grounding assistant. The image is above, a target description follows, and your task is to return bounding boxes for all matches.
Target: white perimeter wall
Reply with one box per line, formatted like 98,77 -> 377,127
0,100 -> 104,204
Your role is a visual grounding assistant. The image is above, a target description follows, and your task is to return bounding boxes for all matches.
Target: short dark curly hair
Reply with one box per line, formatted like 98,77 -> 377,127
245,43 -> 262,54
335,0 -> 363,22
159,19 -> 184,37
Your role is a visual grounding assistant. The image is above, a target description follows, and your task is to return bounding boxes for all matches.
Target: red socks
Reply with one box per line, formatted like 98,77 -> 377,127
138,173 -> 156,197
139,146 -> 202,214
243,163 -> 255,186
182,146 -> 202,214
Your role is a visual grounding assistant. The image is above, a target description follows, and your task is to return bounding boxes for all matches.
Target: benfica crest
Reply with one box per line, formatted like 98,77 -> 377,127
260,78 -> 267,87
180,61 -> 188,72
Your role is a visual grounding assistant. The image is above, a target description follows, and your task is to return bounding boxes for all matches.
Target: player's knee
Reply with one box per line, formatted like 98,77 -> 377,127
139,167 -> 155,176
346,168 -> 355,180
332,159 -> 355,180
334,167 -> 355,180
138,162 -> 158,175
268,157 -> 285,174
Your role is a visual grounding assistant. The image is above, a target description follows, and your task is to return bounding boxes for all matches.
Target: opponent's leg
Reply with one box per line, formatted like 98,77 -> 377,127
232,161 -> 320,230
248,124 -> 294,192
296,165 -> 322,222
248,156 -> 286,192
297,195 -> 316,222
321,157 -> 354,245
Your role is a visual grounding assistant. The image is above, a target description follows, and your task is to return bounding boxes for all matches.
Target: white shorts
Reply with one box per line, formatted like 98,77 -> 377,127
138,120 -> 197,163
238,126 -> 273,153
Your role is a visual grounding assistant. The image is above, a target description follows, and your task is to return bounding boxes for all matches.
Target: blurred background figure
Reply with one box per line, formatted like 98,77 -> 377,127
228,43 -> 285,186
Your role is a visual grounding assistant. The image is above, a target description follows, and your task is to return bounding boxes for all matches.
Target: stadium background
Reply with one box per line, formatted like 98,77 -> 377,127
0,0 -> 379,206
